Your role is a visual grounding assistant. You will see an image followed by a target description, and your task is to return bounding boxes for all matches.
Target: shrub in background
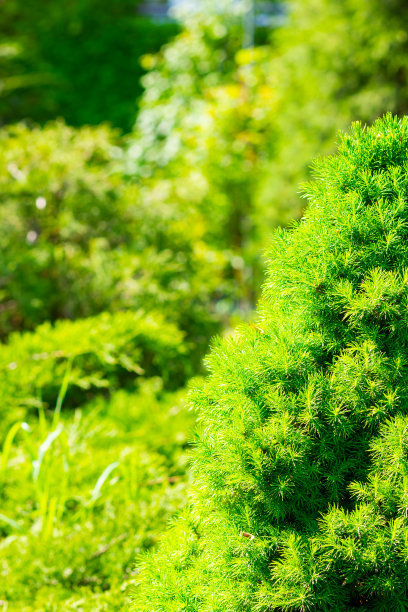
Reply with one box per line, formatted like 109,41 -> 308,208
258,0 -> 408,224
0,122 -> 132,333
0,0 -> 178,130
0,121 -> 237,369
135,115 -> 408,611
128,0 -> 245,172
0,309 -> 190,437
129,0 -> 408,282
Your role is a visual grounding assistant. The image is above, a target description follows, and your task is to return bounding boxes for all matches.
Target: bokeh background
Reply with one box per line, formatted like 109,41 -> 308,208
1,1 -> 408,609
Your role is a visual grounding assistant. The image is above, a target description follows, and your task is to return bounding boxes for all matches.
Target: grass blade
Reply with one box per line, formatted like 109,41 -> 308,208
89,461 -> 119,505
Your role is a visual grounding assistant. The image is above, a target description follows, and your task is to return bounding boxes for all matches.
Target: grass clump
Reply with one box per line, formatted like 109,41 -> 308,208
0,379 -> 196,611
0,298 -> 196,609
134,114 -> 408,611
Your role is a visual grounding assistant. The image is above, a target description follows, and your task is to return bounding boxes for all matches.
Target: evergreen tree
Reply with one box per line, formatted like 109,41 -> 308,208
133,115 -> 408,611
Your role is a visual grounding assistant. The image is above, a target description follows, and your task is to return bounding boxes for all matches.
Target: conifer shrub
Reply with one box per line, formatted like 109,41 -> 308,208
134,115 -> 408,611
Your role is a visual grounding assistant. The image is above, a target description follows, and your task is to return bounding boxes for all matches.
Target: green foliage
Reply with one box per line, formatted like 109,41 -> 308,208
0,117 -> 234,608
0,309 -> 189,438
258,0 -> 408,223
134,115 -> 408,611
0,121 -> 130,333
6,1 -> 408,609
0,0 -> 178,130
129,0 -> 245,171
128,0 -> 408,309
129,0 -> 408,268
126,4 -> 279,306
0,379 -> 196,610
0,121 -> 233,368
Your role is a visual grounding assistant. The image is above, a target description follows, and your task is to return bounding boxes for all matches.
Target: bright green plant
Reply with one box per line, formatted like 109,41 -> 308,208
0,309 -> 189,438
0,379 -> 196,610
134,115 -> 408,611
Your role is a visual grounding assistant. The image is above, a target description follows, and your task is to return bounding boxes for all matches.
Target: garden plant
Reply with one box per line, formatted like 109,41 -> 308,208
135,114 -> 408,611
3,0 -> 408,609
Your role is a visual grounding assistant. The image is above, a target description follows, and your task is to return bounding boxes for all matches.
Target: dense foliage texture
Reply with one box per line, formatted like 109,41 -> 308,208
135,115 -> 408,611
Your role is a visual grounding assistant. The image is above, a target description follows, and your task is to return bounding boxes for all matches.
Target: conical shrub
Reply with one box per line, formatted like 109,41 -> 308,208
134,114 -> 408,611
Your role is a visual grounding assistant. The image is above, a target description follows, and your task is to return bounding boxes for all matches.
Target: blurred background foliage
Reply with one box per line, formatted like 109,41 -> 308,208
0,121 -> 231,371
0,0 -> 178,131
2,0 -> 408,609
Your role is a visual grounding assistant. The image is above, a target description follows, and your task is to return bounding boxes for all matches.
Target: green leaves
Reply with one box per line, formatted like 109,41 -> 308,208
0,309 -> 189,440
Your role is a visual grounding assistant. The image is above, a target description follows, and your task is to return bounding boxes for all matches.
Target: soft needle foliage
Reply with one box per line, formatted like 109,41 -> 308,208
134,115 -> 408,611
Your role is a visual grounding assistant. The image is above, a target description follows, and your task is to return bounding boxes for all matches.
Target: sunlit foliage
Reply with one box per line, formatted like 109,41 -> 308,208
259,0 -> 408,221
4,1 -> 408,609
126,4 -> 279,307
0,380 -> 195,610
134,115 -> 408,611
0,121 -> 238,370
